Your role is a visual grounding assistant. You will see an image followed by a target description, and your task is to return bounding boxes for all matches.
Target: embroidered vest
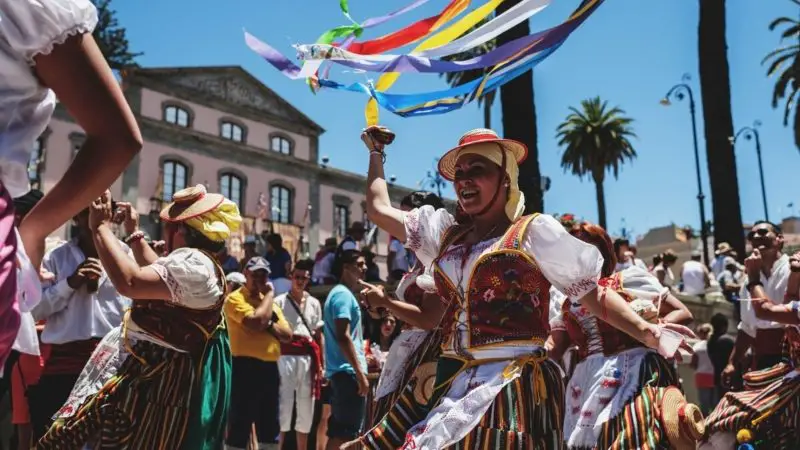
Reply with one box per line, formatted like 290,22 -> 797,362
561,272 -> 642,361
432,215 -> 551,353
129,251 -> 227,355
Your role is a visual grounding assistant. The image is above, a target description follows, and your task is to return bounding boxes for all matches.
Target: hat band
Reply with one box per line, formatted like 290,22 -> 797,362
459,133 -> 500,146
677,404 -> 699,439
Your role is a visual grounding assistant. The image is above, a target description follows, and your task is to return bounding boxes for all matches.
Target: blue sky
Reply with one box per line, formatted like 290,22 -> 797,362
114,0 -> 800,239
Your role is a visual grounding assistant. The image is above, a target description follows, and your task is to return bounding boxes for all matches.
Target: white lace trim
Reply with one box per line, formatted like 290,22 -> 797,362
25,18 -> 98,65
150,262 -> 185,304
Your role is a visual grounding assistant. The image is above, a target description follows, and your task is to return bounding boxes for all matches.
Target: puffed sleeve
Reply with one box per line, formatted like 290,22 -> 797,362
618,266 -> 667,305
523,214 -> 603,301
150,248 -> 223,309
0,0 -> 98,64
549,286 -> 567,332
402,205 -> 455,268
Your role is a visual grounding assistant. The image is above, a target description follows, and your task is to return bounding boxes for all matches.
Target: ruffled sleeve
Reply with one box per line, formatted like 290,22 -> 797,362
548,286 -> 567,332
150,248 -> 223,309
523,214 -> 604,301
0,0 -> 98,64
402,205 -> 455,268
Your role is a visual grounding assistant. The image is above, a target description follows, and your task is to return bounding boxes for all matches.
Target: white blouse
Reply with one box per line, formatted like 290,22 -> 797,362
403,205 -> 603,356
0,0 -> 97,197
127,248 -> 223,351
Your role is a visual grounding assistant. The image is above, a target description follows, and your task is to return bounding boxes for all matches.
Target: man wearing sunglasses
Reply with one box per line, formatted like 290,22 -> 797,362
722,221 -> 798,389
275,260 -> 323,450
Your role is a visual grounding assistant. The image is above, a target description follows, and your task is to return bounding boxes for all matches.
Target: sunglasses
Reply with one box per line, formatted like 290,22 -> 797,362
747,228 -> 772,241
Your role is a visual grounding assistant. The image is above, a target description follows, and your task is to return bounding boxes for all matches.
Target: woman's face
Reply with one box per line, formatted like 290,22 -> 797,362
453,153 -> 505,217
380,316 -> 397,337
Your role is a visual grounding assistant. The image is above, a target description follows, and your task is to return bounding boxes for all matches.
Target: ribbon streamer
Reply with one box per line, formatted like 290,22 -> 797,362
320,0 -> 602,119
297,0 -> 550,62
365,0 -> 509,125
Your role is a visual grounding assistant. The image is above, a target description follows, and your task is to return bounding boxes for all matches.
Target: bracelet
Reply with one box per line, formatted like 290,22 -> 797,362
747,281 -> 763,291
125,231 -> 145,244
370,150 -> 386,164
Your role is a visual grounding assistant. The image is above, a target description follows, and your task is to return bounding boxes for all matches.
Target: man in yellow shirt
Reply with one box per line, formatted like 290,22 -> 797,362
225,257 -> 292,450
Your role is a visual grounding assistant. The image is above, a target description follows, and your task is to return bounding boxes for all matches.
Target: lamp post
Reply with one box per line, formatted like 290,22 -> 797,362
421,158 -> 447,198
730,121 -> 769,221
148,196 -> 163,240
661,74 -> 710,266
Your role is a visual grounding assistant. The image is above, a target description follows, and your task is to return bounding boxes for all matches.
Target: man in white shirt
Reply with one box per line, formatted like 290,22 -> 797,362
28,205 -> 131,439
387,236 -> 409,281
312,238 -> 338,285
710,242 -> 734,278
681,251 -> 710,297
722,221 -> 795,388
275,260 -> 323,450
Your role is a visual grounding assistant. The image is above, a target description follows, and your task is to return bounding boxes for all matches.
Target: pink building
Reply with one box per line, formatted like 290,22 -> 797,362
30,66 -> 448,272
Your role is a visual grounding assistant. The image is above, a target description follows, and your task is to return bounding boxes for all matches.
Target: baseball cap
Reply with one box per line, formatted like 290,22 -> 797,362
245,257 -> 271,273
225,272 -> 246,284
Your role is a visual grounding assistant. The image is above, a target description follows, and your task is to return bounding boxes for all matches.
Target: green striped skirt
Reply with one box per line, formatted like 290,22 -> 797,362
37,327 -> 231,449
704,363 -> 800,449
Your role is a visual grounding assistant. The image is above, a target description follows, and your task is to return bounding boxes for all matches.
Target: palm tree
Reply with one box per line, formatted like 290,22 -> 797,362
698,0 -> 745,259
556,97 -> 636,229
440,18 -> 497,129
763,0 -> 800,150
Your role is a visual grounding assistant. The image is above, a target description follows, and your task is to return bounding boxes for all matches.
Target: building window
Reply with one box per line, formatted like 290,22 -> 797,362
334,204 -> 350,239
162,160 -> 188,201
28,138 -> 44,190
270,135 -> 292,155
221,122 -> 244,142
220,173 -> 244,210
270,184 -> 292,224
164,105 -> 190,127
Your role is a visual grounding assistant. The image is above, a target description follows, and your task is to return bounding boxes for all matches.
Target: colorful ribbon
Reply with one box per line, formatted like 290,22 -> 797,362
365,0 -> 509,125
318,0 -> 601,119
297,0 -> 550,62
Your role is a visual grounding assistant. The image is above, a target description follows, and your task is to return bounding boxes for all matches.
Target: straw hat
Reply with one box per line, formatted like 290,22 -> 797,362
160,185 -> 225,223
659,386 -> 705,449
437,129 -> 527,181
412,362 -> 437,405
715,242 -> 733,255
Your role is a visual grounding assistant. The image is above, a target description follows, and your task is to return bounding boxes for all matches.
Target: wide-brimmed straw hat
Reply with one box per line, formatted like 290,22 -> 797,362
437,129 -> 527,181
715,242 -> 733,255
659,386 -> 705,449
160,185 -> 225,223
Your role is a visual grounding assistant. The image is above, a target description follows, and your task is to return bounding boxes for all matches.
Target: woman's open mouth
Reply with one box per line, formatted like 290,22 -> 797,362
460,189 -> 479,200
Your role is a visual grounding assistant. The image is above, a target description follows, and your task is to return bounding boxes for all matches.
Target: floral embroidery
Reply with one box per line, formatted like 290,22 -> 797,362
562,278 -> 597,298
404,210 -> 423,252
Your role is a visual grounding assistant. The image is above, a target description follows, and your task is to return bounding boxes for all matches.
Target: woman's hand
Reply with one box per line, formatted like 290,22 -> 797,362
88,190 -> 114,232
358,279 -> 388,309
114,202 -> 140,235
639,322 -> 661,349
360,126 -> 394,153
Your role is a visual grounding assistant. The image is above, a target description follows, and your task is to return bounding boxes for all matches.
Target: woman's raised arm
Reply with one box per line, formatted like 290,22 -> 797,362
20,32 -> 142,269
363,127 -> 406,241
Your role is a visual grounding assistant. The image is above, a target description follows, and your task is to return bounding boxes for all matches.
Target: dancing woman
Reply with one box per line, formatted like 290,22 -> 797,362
549,221 -> 704,449
362,126 -> 662,449
38,185 -> 241,449
0,0 -> 142,368
702,251 -> 800,450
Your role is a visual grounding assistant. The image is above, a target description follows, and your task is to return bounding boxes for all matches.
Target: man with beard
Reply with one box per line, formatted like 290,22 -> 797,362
722,221 -> 796,389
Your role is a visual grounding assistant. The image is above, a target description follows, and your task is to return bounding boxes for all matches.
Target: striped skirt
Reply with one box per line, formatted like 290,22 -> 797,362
36,329 -> 230,450
704,364 -> 800,449
586,352 -> 679,450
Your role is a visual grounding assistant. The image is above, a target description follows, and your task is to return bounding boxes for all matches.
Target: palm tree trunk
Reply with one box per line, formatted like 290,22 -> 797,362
483,100 -> 492,129
698,0 -> 745,259
496,0 -> 542,214
594,177 -> 607,230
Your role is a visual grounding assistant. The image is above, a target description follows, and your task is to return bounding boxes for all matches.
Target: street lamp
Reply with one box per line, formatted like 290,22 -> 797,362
148,196 -> 163,240
661,73 -> 710,266
420,158 -> 448,198
730,121 -> 769,221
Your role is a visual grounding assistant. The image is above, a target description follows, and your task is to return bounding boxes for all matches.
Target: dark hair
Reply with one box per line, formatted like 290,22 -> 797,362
613,238 -> 630,256
266,233 -> 284,251
661,250 -> 678,264
710,313 -> 729,335
369,314 -> 401,346
294,259 -> 314,272
652,254 -> 662,266
570,222 -> 616,277
333,250 -> 362,280
183,224 -> 225,253
400,191 -> 445,210
629,245 -> 638,256
753,220 -> 782,235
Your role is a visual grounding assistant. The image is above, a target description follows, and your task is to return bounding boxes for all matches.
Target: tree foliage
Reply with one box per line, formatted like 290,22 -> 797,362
763,0 -> 800,150
92,0 -> 142,69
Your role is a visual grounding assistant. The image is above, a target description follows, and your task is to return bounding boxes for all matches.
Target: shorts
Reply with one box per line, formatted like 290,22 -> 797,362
327,371 -> 366,440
